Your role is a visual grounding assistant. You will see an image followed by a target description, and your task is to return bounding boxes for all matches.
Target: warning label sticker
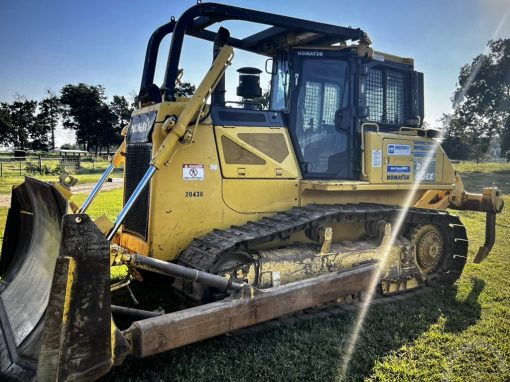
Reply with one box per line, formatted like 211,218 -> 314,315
372,150 -> 382,167
183,164 -> 204,181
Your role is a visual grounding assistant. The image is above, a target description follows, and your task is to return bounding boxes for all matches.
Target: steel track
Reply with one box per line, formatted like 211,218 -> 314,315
178,203 -> 468,286
177,203 -> 468,336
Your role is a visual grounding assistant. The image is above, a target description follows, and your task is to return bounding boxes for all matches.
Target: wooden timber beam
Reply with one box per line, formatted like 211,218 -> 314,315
124,263 -> 379,358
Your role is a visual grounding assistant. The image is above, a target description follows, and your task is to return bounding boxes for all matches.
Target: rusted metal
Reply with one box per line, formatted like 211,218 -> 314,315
37,214 -> 126,381
111,305 -> 164,320
125,253 -> 245,291
125,263 -> 378,358
473,212 -> 496,264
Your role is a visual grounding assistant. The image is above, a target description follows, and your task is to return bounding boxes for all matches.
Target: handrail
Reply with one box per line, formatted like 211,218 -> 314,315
139,19 -> 176,95
398,126 -> 426,135
360,122 -> 380,179
161,2 -> 369,101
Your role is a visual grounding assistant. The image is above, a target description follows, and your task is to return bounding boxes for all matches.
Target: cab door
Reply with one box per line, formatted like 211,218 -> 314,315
288,49 -> 356,180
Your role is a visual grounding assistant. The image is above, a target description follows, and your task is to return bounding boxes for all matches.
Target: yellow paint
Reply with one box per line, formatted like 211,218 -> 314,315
62,257 -> 76,326
110,319 -> 117,361
215,126 -> 299,179
111,140 -> 126,168
222,179 -> 298,213
120,233 -> 148,256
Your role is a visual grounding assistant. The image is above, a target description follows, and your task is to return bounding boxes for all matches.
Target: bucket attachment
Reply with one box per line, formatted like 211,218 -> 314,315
0,178 -> 67,380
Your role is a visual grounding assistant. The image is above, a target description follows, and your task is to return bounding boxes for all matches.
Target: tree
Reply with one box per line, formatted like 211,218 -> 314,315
97,103 -> 118,154
451,39 -> 510,162
106,95 -> 134,153
175,81 -> 196,97
439,113 -> 473,160
60,83 -> 109,155
4,98 -> 37,149
0,104 -> 13,145
37,90 -> 62,149
110,95 -> 133,131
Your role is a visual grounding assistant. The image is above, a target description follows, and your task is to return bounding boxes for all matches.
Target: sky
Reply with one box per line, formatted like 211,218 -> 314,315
1,0 -> 509,145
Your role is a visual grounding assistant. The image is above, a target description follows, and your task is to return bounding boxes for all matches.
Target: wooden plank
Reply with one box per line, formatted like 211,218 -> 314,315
126,264 -> 378,358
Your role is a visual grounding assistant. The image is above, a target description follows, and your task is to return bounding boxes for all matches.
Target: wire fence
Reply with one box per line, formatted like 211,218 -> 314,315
0,155 -> 114,177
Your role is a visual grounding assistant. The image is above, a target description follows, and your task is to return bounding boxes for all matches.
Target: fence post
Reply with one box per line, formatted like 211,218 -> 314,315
38,155 -> 42,175
0,162 -> 2,177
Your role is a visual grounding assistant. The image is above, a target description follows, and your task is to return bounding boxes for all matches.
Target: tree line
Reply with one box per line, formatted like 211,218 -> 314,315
0,84 -> 133,154
441,38 -> 510,162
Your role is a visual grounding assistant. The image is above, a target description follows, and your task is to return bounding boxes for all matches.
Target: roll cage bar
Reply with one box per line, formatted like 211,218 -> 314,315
139,2 -> 371,101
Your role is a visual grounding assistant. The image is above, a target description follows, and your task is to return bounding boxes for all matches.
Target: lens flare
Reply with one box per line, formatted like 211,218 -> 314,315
337,9 -> 509,381
337,139 -> 437,380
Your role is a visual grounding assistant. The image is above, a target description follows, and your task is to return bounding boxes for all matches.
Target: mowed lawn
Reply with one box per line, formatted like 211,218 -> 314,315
0,162 -> 508,381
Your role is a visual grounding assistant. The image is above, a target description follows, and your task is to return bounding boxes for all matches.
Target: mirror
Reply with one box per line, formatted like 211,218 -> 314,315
265,58 -> 276,74
335,106 -> 351,132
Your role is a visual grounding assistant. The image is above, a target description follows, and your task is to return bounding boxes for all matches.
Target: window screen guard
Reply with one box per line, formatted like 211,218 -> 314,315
367,67 -> 406,125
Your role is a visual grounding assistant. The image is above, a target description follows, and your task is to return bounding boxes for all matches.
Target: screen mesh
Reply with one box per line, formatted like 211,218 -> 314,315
367,67 -> 405,125
303,82 -> 322,131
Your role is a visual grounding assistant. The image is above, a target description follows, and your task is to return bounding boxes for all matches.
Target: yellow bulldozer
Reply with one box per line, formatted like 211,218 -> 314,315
0,3 -> 504,381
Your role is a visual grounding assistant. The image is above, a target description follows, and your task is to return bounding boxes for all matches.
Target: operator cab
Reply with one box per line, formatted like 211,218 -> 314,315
138,2 -> 424,181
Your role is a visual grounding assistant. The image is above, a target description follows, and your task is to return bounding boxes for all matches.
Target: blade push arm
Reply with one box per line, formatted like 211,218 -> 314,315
78,140 -> 126,214
106,44 -> 234,241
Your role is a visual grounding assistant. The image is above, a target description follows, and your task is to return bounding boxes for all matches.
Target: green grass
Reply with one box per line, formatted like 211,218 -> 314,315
71,188 -> 123,222
453,161 -> 510,173
0,171 -> 122,195
453,161 -> 510,194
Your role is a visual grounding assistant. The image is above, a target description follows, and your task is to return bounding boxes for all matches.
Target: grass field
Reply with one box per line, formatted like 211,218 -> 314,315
0,162 -> 508,381
0,171 -> 123,195
454,161 -> 510,194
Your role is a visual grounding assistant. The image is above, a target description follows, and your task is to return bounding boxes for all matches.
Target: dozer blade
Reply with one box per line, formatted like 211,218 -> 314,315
37,214 -> 127,381
0,178 -> 67,380
0,179 -> 126,381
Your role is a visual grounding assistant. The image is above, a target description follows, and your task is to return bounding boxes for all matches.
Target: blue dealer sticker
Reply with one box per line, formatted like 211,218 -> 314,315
387,166 -> 410,173
387,144 -> 411,156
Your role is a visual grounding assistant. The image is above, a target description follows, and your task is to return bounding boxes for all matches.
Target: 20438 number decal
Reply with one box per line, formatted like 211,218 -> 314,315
185,191 -> 204,198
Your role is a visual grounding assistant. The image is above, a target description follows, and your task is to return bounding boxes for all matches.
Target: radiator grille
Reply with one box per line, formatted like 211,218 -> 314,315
123,143 -> 152,239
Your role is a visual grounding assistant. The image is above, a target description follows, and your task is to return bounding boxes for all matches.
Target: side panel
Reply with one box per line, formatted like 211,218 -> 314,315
222,179 -> 299,213
215,126 -> 299,179
364,132 -> 454,185
147,123 -> 258,261
215,125 -> 301,214
382,138 -> 414,183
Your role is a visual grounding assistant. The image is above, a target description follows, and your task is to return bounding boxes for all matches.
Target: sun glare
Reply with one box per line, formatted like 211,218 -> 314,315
337,10 -> 509,380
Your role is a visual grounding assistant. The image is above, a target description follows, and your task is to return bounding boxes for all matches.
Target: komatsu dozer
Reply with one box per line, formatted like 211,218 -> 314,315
0,3 -> 504,381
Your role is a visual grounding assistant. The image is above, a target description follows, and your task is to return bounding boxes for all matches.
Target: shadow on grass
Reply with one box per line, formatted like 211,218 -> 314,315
101,277 -> 484,382
442,277 -> 484,333
461,171 -> 510,194
340,277 -> 484,381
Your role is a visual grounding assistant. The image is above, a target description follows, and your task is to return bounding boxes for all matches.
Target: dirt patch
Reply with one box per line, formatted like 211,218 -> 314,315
0,178 -> 124,208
